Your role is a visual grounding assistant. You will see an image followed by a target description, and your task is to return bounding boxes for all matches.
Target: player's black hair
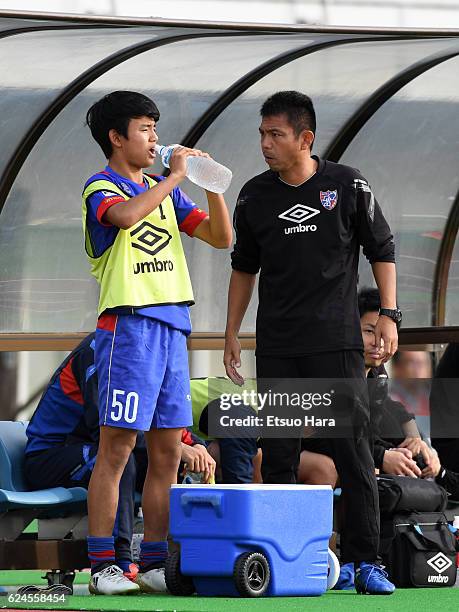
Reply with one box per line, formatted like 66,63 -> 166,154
260,91 -> 316,145
358,287 -> 381,318
86,90 -> 160,158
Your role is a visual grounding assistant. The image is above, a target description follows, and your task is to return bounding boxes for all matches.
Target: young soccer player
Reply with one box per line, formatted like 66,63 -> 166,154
82,91 -> 232,595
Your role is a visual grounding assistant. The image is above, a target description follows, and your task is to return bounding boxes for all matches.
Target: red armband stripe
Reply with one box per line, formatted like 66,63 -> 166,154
96,196 -> 125,226
179,208 -> 208,236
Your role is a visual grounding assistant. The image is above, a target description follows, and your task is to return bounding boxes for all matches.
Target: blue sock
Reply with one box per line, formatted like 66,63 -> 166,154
139,541 -> 168,571
87,536 -> 115,574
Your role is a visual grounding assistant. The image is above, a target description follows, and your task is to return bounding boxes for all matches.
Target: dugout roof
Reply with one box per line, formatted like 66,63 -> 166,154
0,10 -> 458,350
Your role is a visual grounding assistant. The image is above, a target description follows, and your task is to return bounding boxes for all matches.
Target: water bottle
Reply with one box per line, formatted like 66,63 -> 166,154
181,467 -> 215,485
155,144 -> 232,194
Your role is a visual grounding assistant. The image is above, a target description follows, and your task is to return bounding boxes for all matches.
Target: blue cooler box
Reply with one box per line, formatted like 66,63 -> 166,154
169,484 -> 333,597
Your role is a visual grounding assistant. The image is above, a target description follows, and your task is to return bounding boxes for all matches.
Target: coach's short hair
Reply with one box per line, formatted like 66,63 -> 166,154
260,91 -> 316,142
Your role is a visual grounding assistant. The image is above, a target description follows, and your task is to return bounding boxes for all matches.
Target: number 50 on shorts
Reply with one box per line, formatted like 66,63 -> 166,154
110,389 -> 139,424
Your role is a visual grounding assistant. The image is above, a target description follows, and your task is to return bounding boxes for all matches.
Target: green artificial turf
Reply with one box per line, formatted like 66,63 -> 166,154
1,586 -> 459,612
0,570 -> 89,586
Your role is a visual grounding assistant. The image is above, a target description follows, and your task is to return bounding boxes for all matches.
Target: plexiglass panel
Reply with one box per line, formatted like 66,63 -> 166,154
0,26 -> 178,175
341,55 -> 459,328
2,29 -> 459,333
445,221 -> 459,326
186,38 -> 459,332
0,32 -> 320,332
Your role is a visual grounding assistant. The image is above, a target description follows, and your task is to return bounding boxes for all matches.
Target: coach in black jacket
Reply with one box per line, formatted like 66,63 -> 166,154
224,91 -> 400,594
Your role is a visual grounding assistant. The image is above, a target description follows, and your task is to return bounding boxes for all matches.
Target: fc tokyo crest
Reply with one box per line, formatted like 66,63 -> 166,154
320,190 -> 338,210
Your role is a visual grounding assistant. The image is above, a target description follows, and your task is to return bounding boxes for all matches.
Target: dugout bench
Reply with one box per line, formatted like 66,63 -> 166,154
0,421 -> 88,590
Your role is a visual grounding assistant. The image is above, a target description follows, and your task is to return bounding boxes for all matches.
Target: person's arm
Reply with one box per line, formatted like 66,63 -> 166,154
373,437 -> 390,470
223,190 -> 260,385
70,334 -> 99,441
353,175 -> 398,362
224,271 -> 257,385
401,419 -> 421,438
192,191 -> 232,248
372,261 -> 398,362
104,147 -> 192,229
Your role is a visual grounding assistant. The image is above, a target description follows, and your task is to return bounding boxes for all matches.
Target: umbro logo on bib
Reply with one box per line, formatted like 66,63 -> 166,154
130,221 -> 172,256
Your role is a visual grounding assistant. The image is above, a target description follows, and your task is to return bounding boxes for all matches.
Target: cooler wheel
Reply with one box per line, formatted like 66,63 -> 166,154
165,550 -> 196,595
233,551 -> 271,597
327,548 -> 340,590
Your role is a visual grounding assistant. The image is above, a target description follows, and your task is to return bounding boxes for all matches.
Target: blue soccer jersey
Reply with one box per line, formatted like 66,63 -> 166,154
25,334 -> 98,454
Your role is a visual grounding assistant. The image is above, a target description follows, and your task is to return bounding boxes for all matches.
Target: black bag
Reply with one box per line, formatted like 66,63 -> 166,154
381,512 -> 457,587
377,475 -> 448,514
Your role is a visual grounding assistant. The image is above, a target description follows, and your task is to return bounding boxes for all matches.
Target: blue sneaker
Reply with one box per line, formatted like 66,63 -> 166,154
333,562 -> 355,590
355,562 -> 395,595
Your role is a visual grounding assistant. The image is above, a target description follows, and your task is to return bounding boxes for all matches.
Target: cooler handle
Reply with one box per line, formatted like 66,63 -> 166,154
180,492 -> 224,517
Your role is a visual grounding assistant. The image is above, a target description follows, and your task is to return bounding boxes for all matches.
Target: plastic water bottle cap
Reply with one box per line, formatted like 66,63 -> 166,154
453,516 -> 459,528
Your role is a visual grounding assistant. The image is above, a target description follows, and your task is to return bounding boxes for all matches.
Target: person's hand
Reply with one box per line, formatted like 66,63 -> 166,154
223,335 -> 244,386
391,446 -> 412,459
191,148 -> 211,159
382,449 -> 422,477
422,450 -> 441,479
168,146 -> 199,180
374,315 -> 398,363
398,437 -> 431,467
181,443 -> 216,483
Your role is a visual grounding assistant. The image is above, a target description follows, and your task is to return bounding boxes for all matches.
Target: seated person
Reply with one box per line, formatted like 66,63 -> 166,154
298,289 -> 459,493
430,343 -> 459,473
359,288 -> 458,498
24,333 -> 215,579
188,378 -> 258,484
389,350 -> 432,418
297,288 -> 459,589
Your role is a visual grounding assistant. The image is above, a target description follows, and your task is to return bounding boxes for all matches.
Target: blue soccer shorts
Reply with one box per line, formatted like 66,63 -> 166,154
95,313 -> 192,431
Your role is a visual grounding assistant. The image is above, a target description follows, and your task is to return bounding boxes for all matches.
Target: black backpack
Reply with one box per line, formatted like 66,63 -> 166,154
377,474 -> 448,514
380,511 -> 457,587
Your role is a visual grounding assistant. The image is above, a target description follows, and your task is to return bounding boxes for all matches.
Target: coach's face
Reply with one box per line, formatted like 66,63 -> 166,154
259,113 -> 313,172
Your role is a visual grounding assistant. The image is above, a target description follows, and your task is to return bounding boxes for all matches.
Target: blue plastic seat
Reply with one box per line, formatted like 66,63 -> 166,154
0,421 -> 87,513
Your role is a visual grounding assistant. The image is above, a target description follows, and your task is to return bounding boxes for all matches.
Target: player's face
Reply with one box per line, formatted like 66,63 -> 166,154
259,114 -> 312,172
121,116 -> 158,168
361,310 -> 384,369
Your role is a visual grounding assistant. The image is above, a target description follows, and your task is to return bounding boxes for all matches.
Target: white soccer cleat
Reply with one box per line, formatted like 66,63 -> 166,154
136,566 -> 168,593
89,564 -> 140,595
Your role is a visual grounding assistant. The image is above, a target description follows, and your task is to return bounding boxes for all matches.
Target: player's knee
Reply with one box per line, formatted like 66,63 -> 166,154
153,443 -> 182,474
311,456 -> 338,487
299,453 -> 338,487
98,429 -> 136,472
